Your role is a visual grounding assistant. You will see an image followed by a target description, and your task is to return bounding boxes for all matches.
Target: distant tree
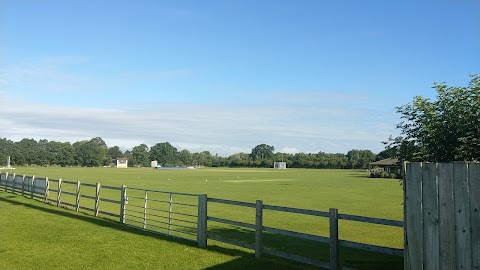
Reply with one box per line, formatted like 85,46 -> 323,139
0,138 -> 17,165
150,142 -> 177,166
123,150 -> 134,167
108,146 -> 124,160
177,149 -> 192,166
131,144 -> 150,167
73,139 -> 106,167
251,144 -> 275,161
386,74 -> 480,162
347,149 -> 375,169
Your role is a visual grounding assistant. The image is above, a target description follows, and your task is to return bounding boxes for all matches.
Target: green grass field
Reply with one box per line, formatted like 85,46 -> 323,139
0,167 -> 404,269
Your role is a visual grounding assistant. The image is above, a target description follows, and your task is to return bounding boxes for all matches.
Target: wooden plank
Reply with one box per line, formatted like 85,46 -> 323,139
120,185 -> 126,223
263,248 -> 331,269
21,174 -> 25,196
11,173 -> 16,194
263,204 -> 329,217
75,180 -> 80,212
208,197 -> 256,208
438,163 -> 456,270
404,161 -> 409,270
31,175 -> 35,199
94,183 -> 100,216
62,180 -> 77,185
197,194 -> 207,247
101,185 -> 122,190
263,226 -> 329,243
57,178 -> 62,207
80,182 -> 96,187
98,197 -> 121,204
207,234 -> 254,250
422,163 -> 440,270
255,200 -> 263,259
4,172 -> 8,192
406,162 -> 424,270
339,240 -> 404,256
81,194 -> 96,200
78,205 -> 95,212
62,202 -> 76,208
127,186 -> 198,197
62,191 -> 76,196
338,213 -> 403,227
98,210 -> 120,218
143,190 -> 148,229
168,193 -> 173,235
207,216 -> 255,229
454,162 -> 472,270
330,208 -> 339,270
468,163 -> 480,270
44,177 -> 49,203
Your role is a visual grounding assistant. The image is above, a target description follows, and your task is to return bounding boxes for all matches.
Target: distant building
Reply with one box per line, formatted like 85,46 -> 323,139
274,162 -> 287,169
116,158 -> 128,168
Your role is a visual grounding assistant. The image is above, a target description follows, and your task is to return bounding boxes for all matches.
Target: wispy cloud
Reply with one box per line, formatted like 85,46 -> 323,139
0,96 -> 398,156
0,56 -> 105,94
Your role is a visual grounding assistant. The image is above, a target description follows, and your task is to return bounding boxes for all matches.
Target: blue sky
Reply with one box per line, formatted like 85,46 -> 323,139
1,0 -> 479,156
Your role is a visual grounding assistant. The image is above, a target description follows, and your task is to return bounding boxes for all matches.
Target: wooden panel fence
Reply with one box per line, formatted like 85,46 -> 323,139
404,162 -> 480,270
0,172 -> 404,270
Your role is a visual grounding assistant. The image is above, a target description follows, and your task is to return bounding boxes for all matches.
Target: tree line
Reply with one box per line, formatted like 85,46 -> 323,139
0,138 -> 378,169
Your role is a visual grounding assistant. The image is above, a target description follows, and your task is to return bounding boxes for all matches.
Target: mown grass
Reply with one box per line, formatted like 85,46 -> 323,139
0,192 -> 318,270
0,167 -> 404,269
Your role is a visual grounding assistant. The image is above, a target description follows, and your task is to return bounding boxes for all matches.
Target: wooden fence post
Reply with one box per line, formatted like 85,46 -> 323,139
21,174 -> 26,196
197,194 -> 207,247
57,178 -> 62,207
454,162 -> 472,270
143,190 -> 148,229
469,163 -> 480,270
330,208 -> 339,270
4,172 -> 8,192
120,185 -> 126,223
94,182 -> 101,216
255,200 -> 264,259
31,175 -> 35,199
44,177 -> 49,203
75,180 -> 80,212
12,173 -> 16,194
168,193 -> 173,235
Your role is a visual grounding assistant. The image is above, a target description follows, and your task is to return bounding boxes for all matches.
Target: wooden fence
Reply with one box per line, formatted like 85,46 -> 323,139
0,172 -> 404,270
404,162 -> 480,270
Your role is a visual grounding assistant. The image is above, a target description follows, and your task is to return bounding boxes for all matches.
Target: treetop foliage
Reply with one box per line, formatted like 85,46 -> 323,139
0,138 -> 377,169
385,74 -> 480,162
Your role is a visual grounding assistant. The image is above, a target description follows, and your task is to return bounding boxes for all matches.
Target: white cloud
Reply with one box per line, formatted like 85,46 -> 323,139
0,96 -> 398,156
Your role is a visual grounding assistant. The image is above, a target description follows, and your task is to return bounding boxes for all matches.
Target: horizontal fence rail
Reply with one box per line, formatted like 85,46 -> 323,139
0,171 -> 404,270
207,197 -> 404,270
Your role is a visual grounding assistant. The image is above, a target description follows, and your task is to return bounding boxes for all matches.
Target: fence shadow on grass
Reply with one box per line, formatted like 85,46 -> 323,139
207,227 -> 403,270
0,193 -> 301,270
0,192 -> 403,270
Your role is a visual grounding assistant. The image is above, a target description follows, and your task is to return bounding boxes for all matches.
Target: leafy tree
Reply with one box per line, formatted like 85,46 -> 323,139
108,146 -> 124,160
0,138 -> 17,165
347,149 -> 375,169
150,142 -> 177,166
386,74 -> 480,162
73,139 -> 106,167
177,149 -> 192,166
131,144 -> 150,167
251,144 -> 275,161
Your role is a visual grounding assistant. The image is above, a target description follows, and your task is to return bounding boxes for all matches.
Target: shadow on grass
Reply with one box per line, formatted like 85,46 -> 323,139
0,192 -> 309,270
206,227 -> 403,270
0,192 -> 403,270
